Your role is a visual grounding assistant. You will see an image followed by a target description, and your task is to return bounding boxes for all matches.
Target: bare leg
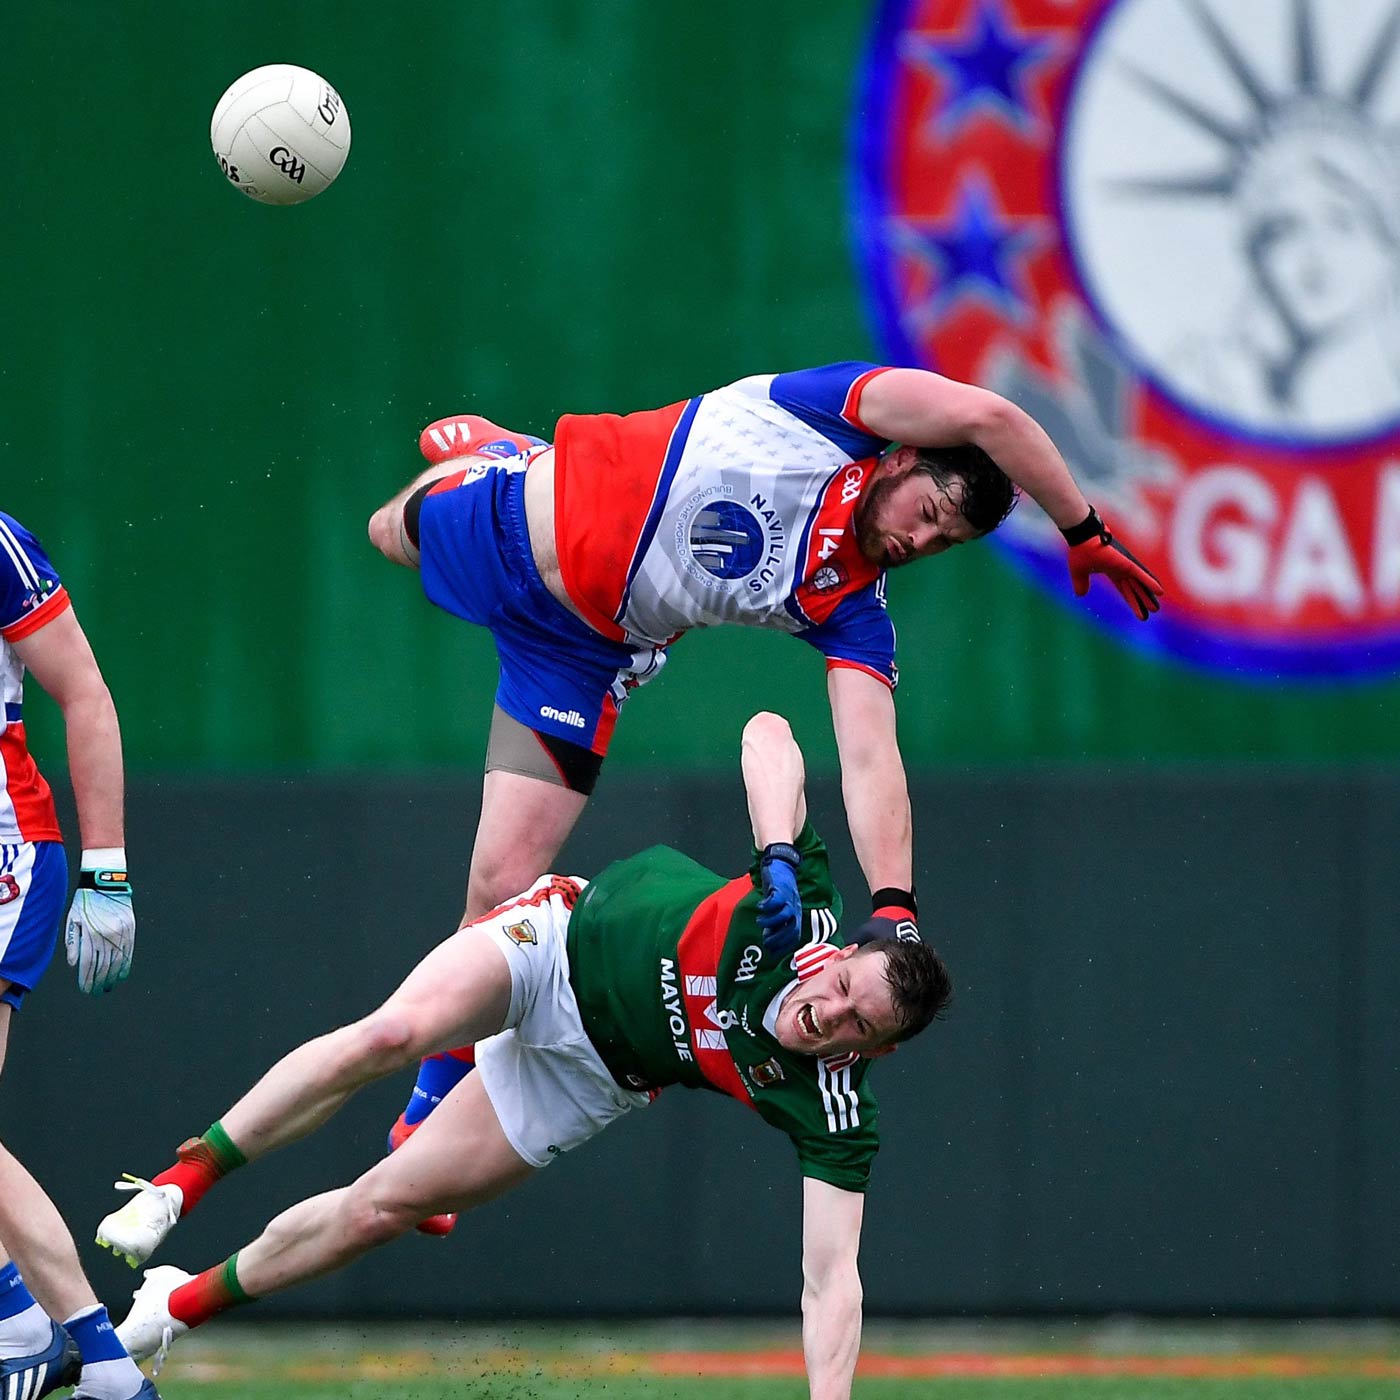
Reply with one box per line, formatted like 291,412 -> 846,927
218,925 -> 514,1161
234,1072 -> 531,1296
0,1002 -> 98,1320
366,460 -> 467,569
463,769 -> 589,921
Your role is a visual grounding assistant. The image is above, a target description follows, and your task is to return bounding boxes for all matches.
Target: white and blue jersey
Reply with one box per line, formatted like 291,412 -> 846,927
0,512 -> 67,843
551,362 -> 899,685
417,365 -> 901,756
0,511 -> 70,1007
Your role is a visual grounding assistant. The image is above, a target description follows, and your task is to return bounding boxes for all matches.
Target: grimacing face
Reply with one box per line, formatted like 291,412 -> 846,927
773,944 -> 902,1059
853,452 -> 980,568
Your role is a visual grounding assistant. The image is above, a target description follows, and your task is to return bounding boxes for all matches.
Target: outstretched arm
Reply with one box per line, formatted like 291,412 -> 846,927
858,368 -> 1162,618
742,712 -> 810,956
858,367 -> 1089,528
801,1177 -> 865,1400
827,668 -> 914,914
741,711 -> 808,847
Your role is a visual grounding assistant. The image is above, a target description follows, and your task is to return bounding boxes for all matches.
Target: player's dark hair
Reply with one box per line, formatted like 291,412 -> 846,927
911,443 -> 1019,535
860,937 -> 952,1043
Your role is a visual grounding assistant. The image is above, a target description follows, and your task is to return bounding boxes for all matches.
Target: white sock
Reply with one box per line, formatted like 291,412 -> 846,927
72,1355 -> 146,1399
0,1298 -> 52,1354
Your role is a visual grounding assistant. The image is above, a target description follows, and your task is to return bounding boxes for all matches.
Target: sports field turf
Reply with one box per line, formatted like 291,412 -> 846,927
157,1384 -> 1400,1400
144,1320 -> 1400,1399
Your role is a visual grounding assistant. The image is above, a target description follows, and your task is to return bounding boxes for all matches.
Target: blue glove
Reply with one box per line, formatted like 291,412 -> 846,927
757,843 -> 803,956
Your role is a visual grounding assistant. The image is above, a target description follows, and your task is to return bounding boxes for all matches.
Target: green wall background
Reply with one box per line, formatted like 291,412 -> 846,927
4,1 -> 1392,771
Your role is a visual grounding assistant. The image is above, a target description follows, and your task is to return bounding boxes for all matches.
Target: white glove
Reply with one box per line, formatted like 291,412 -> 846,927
65,847 -> 135,996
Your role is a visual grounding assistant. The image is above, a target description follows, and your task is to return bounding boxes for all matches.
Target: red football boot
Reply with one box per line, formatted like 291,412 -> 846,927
387,1112 -> 458,1237
418,415 -> 545,466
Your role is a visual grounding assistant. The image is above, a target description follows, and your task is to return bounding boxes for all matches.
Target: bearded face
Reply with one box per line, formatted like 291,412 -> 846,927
853,461 -> 977,567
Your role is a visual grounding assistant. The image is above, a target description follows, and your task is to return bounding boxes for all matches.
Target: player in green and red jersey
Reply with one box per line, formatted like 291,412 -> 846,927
99,713 -> 949,1399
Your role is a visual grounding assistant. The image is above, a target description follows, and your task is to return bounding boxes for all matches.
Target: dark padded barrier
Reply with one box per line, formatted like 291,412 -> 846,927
6,769 -> 1395,1318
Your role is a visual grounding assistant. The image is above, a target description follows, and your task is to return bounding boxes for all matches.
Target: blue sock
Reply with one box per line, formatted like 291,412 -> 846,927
0,1263 -> 50,1354
0,1264 -> 37,1321
400,1054 -> 475,1130
64,1305 -> 128,1365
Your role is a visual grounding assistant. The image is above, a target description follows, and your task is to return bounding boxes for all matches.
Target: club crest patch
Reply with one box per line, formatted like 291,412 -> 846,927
504,919 -> 537,946
855,0 -> 1400,677
751,1057 -> 785,1088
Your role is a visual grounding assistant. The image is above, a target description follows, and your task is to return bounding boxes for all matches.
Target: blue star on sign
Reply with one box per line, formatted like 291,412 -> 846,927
891,174 -> 1044,327
901,0 -> 1061,137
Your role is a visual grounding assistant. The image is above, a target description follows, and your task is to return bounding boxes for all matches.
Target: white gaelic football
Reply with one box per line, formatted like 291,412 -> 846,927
210,65 -> 350,205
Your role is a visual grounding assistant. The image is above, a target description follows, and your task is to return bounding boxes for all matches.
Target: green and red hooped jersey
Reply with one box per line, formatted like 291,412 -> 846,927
566,823 -> 879,1192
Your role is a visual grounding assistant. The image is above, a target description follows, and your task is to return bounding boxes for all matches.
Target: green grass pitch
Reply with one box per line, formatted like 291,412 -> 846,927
138,1319 -> 1400,1400
152,1381 -> 1400,1399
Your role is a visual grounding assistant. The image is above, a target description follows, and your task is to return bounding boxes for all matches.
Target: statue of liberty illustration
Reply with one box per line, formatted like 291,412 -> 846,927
1116,0 -> 1400,438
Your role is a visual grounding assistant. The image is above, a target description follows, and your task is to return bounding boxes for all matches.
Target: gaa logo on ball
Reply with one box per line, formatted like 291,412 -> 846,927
211,64 -> 351,205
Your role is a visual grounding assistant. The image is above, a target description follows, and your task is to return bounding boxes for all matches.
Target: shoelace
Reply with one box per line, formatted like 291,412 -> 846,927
152,1324 -> 174,1377
112,1175 -> 180,1228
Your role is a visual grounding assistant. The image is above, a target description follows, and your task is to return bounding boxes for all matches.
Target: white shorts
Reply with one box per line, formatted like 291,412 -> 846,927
474,875 -> 650,1168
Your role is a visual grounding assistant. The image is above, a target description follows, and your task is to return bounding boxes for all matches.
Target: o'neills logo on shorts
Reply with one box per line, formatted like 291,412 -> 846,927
856,0 -> 1400,679
539,704 -> 587,728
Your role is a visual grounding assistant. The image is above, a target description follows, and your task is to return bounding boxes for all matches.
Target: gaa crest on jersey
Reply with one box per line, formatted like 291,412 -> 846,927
856,0 -> 1400,677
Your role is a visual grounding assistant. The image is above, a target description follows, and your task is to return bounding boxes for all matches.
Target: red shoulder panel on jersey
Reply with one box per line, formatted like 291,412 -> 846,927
675,874 -> 759,1108
792,464 -> 882,626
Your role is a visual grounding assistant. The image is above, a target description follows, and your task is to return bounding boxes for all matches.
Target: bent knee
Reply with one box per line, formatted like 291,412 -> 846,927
343,1188 -> 419,1249
742,711 -> 793,744
368,504 -> 407,563
467,857 -> 542,919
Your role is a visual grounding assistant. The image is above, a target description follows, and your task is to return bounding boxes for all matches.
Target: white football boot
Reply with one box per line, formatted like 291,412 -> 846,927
116,1266 -> 192,1374
96,1176 -> 183,1267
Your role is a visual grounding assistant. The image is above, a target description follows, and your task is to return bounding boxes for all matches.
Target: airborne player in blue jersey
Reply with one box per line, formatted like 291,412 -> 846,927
96,361 -> 1163,1252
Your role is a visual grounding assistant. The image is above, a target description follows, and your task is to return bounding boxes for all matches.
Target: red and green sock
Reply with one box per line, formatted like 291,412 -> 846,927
153,1121 -> 247,1216
169,1253 -> 253,1330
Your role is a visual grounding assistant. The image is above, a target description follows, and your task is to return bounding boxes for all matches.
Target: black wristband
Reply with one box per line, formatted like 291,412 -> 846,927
78,868 -> 131,894
1060,506 -> 1106,546
871,886 -> 917,918
760,842 -> 802,870
851,914 -> 923,946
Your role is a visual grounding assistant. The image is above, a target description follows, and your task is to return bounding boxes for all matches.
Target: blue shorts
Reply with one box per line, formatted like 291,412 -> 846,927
417,454 -> 665,755
0,841 -> 67,1011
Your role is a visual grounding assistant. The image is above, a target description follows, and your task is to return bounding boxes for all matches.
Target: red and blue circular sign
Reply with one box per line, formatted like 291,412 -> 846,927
854,0 -> 1400,678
